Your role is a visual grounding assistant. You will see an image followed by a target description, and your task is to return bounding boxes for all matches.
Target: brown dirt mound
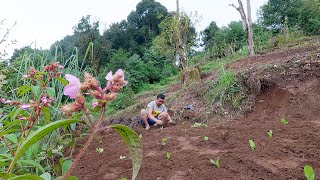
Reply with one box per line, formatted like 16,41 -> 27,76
71,45 -> 320,179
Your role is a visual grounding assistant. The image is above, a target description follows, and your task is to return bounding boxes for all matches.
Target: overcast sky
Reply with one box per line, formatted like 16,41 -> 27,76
0,0 -> 267,56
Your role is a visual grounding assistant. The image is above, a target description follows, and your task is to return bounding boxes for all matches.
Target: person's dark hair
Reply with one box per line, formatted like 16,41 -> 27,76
157,93 -> 165,100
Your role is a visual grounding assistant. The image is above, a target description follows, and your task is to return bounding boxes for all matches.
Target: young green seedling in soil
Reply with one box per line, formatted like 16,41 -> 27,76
210,157 -> 220,169
95,148 -> 104,154
162,137 -> 168,146
281,117 -> 288,125
120,155 -> 126,160
191,122 -> 208,128
165,152 -> 172,159
248,139 -> 255,151
304,165 -> 315,180
267,130 -> 273,138
203,136 -> 209,141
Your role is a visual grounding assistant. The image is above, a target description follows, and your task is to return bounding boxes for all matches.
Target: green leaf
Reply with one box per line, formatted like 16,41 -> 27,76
16,85 -> 31,97
5,134 -> 18,144
267,130 -> 273,138
8,174 -> 43,180
55,77 -> 68,86
10,108 -> 23,121
8,119 -> 82,173
46,87 -> 55,97
248,139 -> 255,151
111,124 -> 142,180
281,117 -> 288,125
66,176 -> 78,180
31,86 -> 42,98
41,107 -> 51,123
0,173 -> 14,179
20,159 -> 45,173
204,136 -> 209,141
304,165 -> 315,180
62,159 -> 72,175
40,173 -> 51,180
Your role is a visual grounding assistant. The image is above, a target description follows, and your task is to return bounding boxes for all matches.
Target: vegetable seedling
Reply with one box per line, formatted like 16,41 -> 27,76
210,157 -> 220,168
191,122 -> 208,128
161,137 -> 168,146
248,139 -> 255,151
304,165 -> 315,180
203,136 -> 209,141
281,117 -> 288,125
95,148 -> 104,154
120,155 -> 126,160
165,152 -> 172,159
267,130 -> 273,138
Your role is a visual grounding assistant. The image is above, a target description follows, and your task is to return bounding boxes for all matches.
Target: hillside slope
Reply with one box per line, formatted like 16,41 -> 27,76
71,41 -> 320,180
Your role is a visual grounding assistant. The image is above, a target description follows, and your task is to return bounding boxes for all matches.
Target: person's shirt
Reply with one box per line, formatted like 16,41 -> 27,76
147,100 -> 167,117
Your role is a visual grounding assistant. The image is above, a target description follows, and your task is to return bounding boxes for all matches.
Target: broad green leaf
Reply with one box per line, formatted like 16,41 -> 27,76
31,86 -> 42,99
55,77 -> 68,86
20,159 -> 45,173
66,176 -> 78,180
16,85 -> 31,97
304,165 -> 315,180
8,119 -> 81,173
8,174 -> 43,180
42,107 -> 51,123
62,160 -> 72,175
112,124 -> 142,180
46,87 -> 55,97
5,134 -> 18,144
40,173 -> 51,180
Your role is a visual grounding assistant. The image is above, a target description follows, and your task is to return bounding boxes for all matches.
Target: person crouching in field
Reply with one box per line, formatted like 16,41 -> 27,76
140,93 -> 174,130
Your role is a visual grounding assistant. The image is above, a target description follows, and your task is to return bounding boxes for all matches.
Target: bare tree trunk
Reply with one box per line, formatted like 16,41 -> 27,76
246,0 -> 255,55
230,0 -> 255,56
175,0 -> 185,70
230,0 -> 247,32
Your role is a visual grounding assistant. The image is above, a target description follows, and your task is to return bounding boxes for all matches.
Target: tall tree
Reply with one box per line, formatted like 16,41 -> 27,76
260,0 -> 303,30
230,0 -> 255,55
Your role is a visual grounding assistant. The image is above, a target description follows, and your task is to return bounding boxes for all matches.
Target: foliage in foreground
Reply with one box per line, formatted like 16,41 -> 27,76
0,62 -> 142,180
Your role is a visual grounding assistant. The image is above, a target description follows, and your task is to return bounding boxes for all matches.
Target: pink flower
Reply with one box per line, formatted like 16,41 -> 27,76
22,75 -> 29,78
21,104 -> 31,110
105,69 -> 128,92
41,97 -> 48,104
63,74 -> 81,99
92,102 -> 99,109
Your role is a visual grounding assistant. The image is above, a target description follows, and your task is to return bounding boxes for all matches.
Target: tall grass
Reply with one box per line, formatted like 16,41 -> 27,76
205,66 -> 241,107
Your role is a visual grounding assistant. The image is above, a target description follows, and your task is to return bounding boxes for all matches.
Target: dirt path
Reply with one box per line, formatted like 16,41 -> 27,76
71,45 -> 320,180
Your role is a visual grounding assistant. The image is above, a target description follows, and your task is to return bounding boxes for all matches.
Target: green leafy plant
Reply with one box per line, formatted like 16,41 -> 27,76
161,137 -> 168,146
304,165 -> 315,180
210,157 -> 220,168
267,130 -> 273,138
191,122 -> 208,128
96,148 -> 104,154
165,152 -> 172,159
281,117 -> 289,125
203,136 -> 209,141
0,62 -> 142,180
248,139 -> 255,151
